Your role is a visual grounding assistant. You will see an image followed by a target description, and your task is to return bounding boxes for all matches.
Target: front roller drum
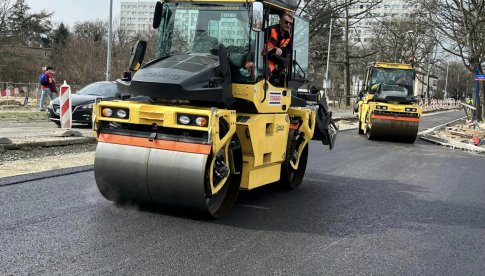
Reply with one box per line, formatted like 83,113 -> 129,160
94,142 -> 240,218
367,118 -> 419,143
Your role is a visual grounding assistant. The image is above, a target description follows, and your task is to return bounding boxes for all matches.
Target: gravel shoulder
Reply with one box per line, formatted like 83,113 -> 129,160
0,143 -> 96,178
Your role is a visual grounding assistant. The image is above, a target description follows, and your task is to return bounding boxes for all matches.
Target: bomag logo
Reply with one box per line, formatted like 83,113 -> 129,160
276,125 -> 285,133
142,72 -> 181,80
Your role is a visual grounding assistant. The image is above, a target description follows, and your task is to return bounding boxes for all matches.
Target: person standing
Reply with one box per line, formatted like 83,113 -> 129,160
48,67 -> 58,99
38,66 -> 57,111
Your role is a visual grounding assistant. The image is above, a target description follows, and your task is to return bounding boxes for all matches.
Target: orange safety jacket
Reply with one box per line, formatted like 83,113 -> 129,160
263,24 -> 292,74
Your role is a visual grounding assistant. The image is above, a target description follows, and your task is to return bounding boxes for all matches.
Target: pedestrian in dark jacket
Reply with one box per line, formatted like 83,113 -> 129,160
39,66 -> 57,111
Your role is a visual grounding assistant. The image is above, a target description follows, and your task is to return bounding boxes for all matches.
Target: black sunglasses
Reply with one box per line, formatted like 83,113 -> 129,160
282,20 -> 293,25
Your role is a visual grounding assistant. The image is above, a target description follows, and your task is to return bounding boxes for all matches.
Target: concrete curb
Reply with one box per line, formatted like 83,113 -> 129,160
0,137 -> 96,150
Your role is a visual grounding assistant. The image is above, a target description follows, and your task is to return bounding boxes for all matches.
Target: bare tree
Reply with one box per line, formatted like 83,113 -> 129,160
423,0 -> 485,120
0,0 -> 52,82
435,60 -> 475,100
302,0 -> 379,106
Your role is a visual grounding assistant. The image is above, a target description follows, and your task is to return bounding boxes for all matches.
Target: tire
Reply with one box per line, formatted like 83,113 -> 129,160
205,136 -> 242,219
364,112 -> 373,140
358,119 -> 364,134
366,126 -> 373,140
279,142 -> 309,190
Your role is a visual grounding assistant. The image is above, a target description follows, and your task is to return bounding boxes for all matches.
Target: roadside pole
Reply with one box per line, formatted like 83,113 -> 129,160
474,65 -> 484,121
60,81 -> 72,129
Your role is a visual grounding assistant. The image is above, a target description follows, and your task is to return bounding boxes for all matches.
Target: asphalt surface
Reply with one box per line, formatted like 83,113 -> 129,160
1,110 -> 484,275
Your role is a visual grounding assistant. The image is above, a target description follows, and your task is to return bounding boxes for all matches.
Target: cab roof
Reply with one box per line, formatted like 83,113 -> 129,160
371,62 -> 414,70
165,0 -> 298,12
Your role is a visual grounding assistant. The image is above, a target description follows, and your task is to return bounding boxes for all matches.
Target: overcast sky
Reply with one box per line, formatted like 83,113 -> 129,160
24,0 -> 146,27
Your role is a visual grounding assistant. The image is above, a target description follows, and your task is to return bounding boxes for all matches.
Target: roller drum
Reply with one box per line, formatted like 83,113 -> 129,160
94,142 -> 210,211
370,118 -> 418,142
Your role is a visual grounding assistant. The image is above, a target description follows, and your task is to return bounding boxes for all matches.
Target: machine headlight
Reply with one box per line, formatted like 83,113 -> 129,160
116,109 -> 128,118
178,115 -> 191,125
101,107 -> 129,119
405,107 -> 417,112
177,114 -> 209,127
376,105 -> 388,110
102,108 -> 113,117
195,116 -> 208,127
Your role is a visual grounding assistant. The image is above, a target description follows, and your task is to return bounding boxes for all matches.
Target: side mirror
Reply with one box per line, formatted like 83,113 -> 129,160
153,1 -> 163,29
251,2 -> 263,32
128,40 -> 147,72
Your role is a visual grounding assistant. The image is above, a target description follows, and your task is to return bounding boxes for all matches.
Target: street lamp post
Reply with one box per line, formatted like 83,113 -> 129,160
106,0 -> 113,81
444,62 -> 449,99
323,17 -> 333,97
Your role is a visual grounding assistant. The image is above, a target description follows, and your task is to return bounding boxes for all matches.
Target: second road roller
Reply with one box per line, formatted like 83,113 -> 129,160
92,0 -> 338,218
356,62 -> 422,143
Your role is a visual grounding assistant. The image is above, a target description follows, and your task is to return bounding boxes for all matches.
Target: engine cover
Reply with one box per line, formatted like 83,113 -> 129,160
117,53 -> 233,107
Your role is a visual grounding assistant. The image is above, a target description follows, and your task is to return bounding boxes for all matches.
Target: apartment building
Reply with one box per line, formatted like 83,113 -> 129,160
120,1 -> 156,35
348,0 -> 420,43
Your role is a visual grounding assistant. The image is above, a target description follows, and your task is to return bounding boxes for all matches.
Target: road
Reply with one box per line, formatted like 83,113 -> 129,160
1,110 -> 484,275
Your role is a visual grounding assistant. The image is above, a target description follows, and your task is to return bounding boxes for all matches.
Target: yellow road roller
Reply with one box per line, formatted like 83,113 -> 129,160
92,0 -> 337,218
356,62 -> 422,143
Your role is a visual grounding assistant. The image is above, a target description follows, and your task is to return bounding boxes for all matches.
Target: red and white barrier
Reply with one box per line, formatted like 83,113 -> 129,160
0,85 -> 26,97
60,81 -> 72,129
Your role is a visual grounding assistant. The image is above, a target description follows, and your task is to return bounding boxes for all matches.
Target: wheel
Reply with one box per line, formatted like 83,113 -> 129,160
366,126 -> 373,140
364,112 -> 373,140
279,138 -> 309,190
205,136 -> 242,219
358,119 -> 364,134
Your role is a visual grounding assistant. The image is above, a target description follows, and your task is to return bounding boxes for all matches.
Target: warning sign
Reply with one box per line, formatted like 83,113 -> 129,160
269,91 -> 282,105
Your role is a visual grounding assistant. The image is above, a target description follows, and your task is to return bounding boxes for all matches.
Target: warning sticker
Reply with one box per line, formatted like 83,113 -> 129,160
269,91 -> 282,105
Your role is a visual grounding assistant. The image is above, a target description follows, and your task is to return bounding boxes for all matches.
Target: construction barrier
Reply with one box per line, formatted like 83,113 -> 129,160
59,81 -> 72,129
0,81 -> 85,108
417,98 -> 461,112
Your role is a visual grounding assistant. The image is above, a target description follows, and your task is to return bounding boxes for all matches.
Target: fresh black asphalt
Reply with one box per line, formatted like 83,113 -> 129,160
1,110 -> 484,275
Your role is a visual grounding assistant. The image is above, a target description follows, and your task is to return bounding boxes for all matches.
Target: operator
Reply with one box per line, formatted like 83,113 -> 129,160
395,73 -> 409,87
261,13 -> 293,85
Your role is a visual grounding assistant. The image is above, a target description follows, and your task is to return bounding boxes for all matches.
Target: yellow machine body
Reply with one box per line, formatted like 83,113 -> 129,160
91,0 -> 336,218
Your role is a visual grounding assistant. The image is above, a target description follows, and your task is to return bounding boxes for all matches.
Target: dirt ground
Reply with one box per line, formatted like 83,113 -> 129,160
438,120 -> 485,147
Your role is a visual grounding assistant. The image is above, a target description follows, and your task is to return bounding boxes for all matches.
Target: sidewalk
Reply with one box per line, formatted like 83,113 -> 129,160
0,119 -> 94,151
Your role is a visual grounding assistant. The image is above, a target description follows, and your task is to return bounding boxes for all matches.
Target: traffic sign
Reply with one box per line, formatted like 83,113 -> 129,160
476,74 -> 485,81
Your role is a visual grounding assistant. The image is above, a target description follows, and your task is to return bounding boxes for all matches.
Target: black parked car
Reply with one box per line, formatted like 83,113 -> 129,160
48,81 -> 118,127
